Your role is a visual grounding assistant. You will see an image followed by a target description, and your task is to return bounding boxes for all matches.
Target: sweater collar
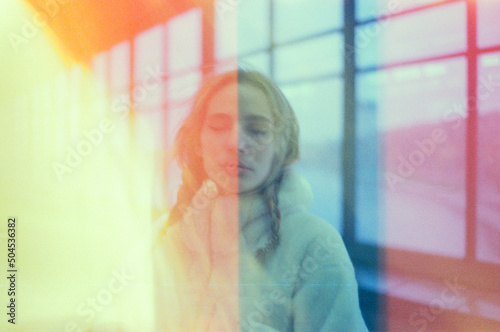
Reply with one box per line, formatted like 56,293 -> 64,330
238,169 -> 313,254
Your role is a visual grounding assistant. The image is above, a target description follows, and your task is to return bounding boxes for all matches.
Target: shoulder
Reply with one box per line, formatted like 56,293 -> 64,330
284,218 -> 367,331
276,169 -> 353,268
280,211 -> 351,267
277,168 -> 336,241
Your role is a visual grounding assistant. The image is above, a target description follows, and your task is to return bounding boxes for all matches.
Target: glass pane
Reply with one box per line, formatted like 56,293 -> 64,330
477,0 -> 500,48
275,34 -> 343,83
237,0 -> 269,55
281,78 -> 343,233
239,52 -> 271,76
109,42 -> 131,118
215,0 -> 237,61
477,52 -> 500,264
91,52 -> 107,91
135,25 -> 163,80
274,0 -> 343,44
356,0 -> 445,21
166,71 -> 201,110
356,2 -> 466,69
356,57 -> 467,258
167,8 -> 202,73
110,41 -> 130,92
134,25 -> 164,108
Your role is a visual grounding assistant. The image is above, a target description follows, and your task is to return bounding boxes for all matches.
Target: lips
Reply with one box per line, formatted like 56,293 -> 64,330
224,162 -> 238,176
224,161 -> 252,176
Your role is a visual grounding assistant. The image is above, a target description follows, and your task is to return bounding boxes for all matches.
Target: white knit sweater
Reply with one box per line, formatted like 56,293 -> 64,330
153,169 -> 367,331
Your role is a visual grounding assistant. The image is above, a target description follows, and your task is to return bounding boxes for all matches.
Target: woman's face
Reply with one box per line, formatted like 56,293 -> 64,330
199,82 -> 276,195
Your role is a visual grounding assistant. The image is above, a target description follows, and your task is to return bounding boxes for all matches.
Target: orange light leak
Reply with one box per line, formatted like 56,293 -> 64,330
2,0 -> 238,330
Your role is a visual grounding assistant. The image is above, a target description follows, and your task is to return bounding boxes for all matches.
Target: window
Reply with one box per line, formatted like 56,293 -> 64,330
355,2 -> 467,68
280,79 -> 344,230
350,0 -> 500,275
272,0 -> 345,232
94,0 -> 500,327
225,0 -> 500,275
229,0 -> 500,328
477,51 -> 500,265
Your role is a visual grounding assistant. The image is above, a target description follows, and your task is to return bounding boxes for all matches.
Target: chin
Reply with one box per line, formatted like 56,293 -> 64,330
217,178 -> 239,195
237,181 -> 261,195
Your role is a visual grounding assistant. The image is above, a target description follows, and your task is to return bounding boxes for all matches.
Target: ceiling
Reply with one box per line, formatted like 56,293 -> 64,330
23,0 -> 214,63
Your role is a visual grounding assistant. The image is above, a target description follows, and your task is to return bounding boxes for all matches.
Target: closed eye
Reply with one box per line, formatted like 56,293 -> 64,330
249,128 -> 269,136
206,114 -> 234,131
246,122 -> 272,138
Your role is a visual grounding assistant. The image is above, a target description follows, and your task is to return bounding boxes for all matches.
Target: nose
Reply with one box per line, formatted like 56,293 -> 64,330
224,122 -> 240,153
235,125 -> 254,155
238,129 -> 249,154
226,123 -> 254,154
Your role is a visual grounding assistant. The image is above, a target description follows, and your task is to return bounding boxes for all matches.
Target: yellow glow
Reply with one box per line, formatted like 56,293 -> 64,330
0,1 -> 160,330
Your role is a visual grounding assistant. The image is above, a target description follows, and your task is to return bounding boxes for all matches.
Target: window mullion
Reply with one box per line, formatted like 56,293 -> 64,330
465,0 -> 478,262
342,0 -> 356,247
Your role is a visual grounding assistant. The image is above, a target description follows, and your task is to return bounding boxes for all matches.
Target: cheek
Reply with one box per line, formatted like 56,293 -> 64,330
200,130 -> 222,159
199,131 -> 212,164
258,144 -> 276,174
200,130 -> 225,171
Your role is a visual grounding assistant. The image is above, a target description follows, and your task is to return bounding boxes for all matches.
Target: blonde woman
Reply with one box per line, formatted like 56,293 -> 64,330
154,69 -> 367,331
